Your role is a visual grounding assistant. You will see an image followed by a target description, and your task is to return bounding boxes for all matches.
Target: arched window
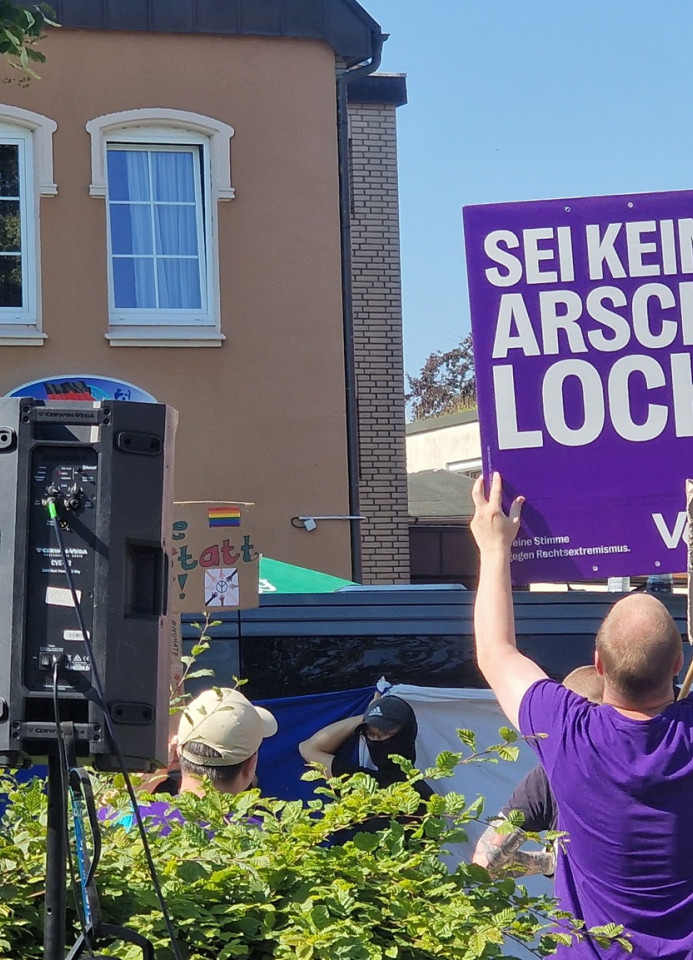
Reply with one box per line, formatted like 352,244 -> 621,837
86,109 -> 234,346
0,105 -> 56,344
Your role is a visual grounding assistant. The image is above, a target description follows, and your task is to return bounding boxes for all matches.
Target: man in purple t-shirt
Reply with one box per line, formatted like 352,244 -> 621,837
470,473 -> 693,960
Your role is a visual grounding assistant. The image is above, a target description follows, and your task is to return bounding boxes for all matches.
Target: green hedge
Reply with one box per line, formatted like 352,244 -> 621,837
0,746 -> 628,959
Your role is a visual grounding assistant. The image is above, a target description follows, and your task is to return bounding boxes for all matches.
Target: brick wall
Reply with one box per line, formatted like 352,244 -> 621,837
348,100 -> 410,582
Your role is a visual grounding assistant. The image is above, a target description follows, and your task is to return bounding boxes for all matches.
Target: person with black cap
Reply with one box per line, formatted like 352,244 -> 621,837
298,693 -> 433,801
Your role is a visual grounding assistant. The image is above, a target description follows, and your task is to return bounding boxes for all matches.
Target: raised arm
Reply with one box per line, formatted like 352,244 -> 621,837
471,473 -> 547,728
298,715 -> 363,776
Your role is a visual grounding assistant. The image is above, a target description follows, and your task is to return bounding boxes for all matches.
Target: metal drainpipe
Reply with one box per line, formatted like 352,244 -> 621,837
336,31 -> 385,583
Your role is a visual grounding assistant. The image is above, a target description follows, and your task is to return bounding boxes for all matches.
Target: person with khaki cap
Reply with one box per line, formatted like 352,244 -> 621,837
177,687 -> 278,797
100,688 -> 277,834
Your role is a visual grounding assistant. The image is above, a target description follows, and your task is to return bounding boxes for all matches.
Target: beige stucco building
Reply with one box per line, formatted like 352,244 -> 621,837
0,0 -> 410,583
406,410 -> 481,478
406,411 -> 481,586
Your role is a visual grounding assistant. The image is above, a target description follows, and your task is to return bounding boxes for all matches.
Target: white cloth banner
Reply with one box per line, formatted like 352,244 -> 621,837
359,684 -> 553,956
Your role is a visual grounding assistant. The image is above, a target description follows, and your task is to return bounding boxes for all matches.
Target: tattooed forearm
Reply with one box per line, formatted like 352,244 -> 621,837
472,819 -> 526,873
510,847 -> 555,877
472,819 -> 555,878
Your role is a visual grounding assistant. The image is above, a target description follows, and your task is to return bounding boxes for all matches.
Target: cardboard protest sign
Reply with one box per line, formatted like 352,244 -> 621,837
170,502 -> 259,613
464,190 -> 693,583
168,503 -> 258,712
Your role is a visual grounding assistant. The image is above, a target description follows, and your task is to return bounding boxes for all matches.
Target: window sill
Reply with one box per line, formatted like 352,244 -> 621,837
0,328 -> 46,346
106,327 -> 225,348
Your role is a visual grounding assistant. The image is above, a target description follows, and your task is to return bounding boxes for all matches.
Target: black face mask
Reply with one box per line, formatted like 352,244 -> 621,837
363,710 -> 418,780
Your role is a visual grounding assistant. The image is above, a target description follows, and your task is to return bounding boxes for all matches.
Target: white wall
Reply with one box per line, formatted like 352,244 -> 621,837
406,417 -> 481,474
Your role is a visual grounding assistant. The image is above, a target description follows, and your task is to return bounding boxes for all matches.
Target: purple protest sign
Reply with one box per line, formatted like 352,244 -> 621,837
463,190 -> 693,583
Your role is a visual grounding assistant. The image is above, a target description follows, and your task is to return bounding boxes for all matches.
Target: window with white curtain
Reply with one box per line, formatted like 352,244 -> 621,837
106,143 -> 208,321
88,110 -> 234,346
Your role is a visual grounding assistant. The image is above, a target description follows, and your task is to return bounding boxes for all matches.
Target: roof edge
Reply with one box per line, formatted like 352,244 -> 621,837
347,73 -> 407,107
50,0 -> 385,65
406,409 -> 480,435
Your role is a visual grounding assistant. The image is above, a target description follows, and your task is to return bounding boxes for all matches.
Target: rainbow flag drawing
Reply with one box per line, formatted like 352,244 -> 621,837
208,506 -> 242,527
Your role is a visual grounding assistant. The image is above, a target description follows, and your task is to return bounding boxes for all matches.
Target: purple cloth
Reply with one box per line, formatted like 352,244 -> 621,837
99,799 -> 263,836
99,801 -> 185,836
519,679 -> 693,959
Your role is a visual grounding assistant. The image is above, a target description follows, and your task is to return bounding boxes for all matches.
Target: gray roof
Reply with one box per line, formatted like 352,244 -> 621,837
406,409 -> 479,435
51,0 -> 384,65
408,469 -> 475,519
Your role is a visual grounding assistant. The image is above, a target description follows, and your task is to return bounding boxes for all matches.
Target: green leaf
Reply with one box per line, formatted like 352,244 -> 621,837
456,728 -> 477,751
493,744 -> 520,763
496,810 -> 524,831
352,832 -> 380,851
177,860 -> 210,883
435,750 -> 463,772
296,941 -> 313,960
425,793 -> 447,816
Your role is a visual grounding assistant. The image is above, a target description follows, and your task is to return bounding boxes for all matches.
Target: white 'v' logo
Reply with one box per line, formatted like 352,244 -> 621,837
652,511 -> 689,549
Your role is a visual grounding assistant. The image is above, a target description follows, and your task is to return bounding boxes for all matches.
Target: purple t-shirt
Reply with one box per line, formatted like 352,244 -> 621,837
99,800 -> 263,836
99,801 -> 185,836
520,679 -> 693,959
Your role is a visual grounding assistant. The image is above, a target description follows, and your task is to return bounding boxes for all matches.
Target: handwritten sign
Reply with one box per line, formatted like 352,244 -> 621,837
170,502 -> 259,612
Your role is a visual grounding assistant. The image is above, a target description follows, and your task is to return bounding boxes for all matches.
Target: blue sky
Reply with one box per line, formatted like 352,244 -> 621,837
363,0 -> 693,380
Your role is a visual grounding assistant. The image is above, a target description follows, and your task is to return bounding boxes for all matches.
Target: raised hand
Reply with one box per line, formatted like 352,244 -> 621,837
470,473 -> 525,556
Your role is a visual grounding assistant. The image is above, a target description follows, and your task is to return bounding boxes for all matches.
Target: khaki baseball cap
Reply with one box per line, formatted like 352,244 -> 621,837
178,687 -> 277,766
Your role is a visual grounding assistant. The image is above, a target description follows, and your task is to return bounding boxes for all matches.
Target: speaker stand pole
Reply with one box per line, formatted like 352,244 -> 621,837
44,748 -> 67,960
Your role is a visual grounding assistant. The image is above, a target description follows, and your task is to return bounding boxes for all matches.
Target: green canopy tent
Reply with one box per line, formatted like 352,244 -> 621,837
259,557 -> 356,594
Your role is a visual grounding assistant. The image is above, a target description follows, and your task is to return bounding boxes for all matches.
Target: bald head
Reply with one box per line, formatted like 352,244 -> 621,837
596,594 -> 682,701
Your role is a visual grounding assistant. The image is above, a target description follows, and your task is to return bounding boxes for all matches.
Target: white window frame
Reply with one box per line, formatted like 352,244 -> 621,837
86,109 -> 234,348
447,458 -> 482,479
0,106 -> 57,346
105,139 -> 211,326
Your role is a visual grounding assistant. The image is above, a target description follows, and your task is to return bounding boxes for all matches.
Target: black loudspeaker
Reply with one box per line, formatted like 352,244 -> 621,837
0,398 -> 176,771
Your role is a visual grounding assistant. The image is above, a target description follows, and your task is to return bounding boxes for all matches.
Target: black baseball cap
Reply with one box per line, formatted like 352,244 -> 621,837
357,695 -> 413,735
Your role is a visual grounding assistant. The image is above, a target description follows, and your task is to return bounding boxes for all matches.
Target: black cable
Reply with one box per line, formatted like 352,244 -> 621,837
51,660 -> 96,958
46,500 -> 184,960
